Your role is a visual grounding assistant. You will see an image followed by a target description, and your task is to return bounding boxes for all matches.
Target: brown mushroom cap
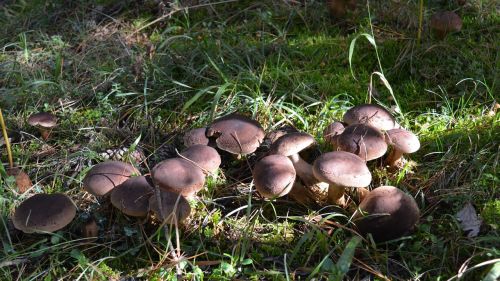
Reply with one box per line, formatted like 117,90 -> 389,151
323,121 -> 346,147
151,158 -> 205,197
269,132 -> 316,156
27,112 -> 58,128
430,11 -> 463,38
149,190 -> 191,224
385,128 -> 420,154
253,154 -> 296,198
343,104 -> 397,131
180,144 -> 221,173
13,193 -> 76,233
183,127 -> 210,147
354,186 -> 420,242
206,114 -> 265,155
83,161 -> 140,197
313,151 -> 371,188
337,124 -> 388,161
110,176 -> 154,217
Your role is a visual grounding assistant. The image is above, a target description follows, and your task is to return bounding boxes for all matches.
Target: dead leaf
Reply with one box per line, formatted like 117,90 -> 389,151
6,167 -> 32,193
456,202 -> 482,238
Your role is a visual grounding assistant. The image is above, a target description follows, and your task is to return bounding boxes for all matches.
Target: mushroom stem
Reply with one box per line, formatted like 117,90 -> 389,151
287,181 -> 316,206
288,154 -> 317,186
385,148 -> 404,167
327,184 -> 346,206
40,128 -> 51,140
357,187 -> 369,202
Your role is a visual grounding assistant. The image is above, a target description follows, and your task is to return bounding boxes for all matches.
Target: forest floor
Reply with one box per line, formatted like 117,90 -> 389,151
0,0 -> 499,280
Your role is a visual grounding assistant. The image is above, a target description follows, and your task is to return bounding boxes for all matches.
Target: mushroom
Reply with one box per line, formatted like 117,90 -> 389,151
27,112 -> 58,140
323,121 -> 346,149
180,144 -> 221,174
183,127 -> 210,147
430,11 -> 463,39
353,186 -> 420,242
253,154 -> 296,198
151,158 -> 205,198
82,161 -> 140,197
81,217 -> 99,239
149,190 -> 191,225
269,132 -> 329,202
384,128 -> 420,168
336,123 -> 388,161
12,193 -> 76,233
110,176 -> 154,217
313,151 -> 371,206
206,113 -> 265,156
326,0 -> 356,18
6,167 -> 32,193
343,104 -> 398,131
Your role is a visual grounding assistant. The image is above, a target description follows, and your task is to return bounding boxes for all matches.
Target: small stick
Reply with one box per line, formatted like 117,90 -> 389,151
0,108 -> 13,168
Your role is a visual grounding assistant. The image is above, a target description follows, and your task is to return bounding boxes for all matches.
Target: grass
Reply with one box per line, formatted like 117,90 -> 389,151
1,0 -> 499,280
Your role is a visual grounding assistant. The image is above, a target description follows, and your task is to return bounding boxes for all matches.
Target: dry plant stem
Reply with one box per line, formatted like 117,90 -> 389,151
417,0 -> 424,46
0,108 -> 13,168
385,149 -> 404,167
328,184 -> 346,206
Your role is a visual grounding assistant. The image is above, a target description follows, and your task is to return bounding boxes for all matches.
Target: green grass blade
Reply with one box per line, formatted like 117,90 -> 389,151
335,236 -> 361,279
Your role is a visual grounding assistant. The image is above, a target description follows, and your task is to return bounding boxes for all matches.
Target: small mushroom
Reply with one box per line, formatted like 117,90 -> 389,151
336,123 -> 388,161
81,217 -> 99,239
151,158 -> 205,198
353,186 -> 420,242
206,113 -> 265,156
253,154 -> 296,198
27,112 -> 58,140
313,151 -> 371,206
6,167 -> 32,193
180,144 -> 221,174
326,0 -> 356,18
82,161 -> 140,197
12,193 -> 76,233
430,11 -> 462,39
110,176 -> 154,217
149,190 -> 191,225
343,104 -> 398,131
183,127 -> 210,147
323,121 -> 346,149
384,128 -> 420,168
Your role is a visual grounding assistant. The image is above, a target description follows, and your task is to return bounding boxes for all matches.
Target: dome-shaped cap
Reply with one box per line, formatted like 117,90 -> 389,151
385,128 -> 420,154
206,114 -> 265,155
430,11 -> 462,38
180,144 -> 221,173
343,104 -> 397,131
313,151 -> 371,188
354,186 -> 420,242
149,190 -> 191,224
269,132 -> 316,156
183,127 -> 210,147
337,124 -> 388,161
152,158 -> 205,197
83,161 -> 140,196
110,176 -> 154,217
27,112 -> 58,128
253,154 -> 296,198
323,121 -> 346,146
13,193 -> 76,233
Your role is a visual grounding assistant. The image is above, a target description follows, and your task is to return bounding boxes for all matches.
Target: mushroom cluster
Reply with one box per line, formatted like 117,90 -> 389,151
12,108 -> 420,243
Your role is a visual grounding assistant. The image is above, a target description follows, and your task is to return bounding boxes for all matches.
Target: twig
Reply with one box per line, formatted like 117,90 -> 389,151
0,108 -> 13,168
